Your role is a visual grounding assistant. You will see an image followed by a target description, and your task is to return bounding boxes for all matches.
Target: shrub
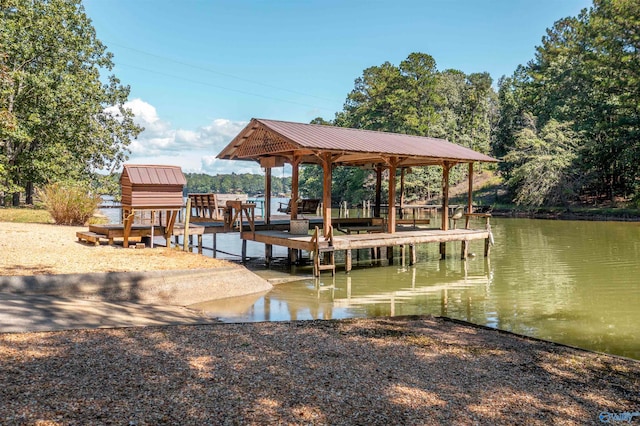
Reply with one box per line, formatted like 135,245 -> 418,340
37,182 -> 101,225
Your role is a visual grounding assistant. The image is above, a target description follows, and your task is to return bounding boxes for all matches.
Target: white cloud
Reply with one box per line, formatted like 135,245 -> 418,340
122,99 -> 262,175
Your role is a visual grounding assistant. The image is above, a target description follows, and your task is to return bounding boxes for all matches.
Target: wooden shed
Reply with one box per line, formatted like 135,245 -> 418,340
120,164 -> 187,248
120,164 -> 186,209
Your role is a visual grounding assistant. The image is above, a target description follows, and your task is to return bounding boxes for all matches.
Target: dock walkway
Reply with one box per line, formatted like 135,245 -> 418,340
242,226 -> 490,274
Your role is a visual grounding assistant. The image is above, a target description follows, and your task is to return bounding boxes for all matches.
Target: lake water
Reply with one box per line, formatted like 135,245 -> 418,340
101,203 -> 640,359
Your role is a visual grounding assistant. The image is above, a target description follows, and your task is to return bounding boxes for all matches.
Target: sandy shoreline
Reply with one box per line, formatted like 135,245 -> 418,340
1,221 -> 638,424
0,222 -> 230,276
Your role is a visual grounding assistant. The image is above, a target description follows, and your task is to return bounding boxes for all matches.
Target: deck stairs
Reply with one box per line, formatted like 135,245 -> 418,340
312,226 -> 335,276
76,231 -> 107,246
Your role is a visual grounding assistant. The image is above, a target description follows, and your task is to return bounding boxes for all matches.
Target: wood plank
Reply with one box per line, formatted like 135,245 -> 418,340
76,231 -> 103,246
88,224 -> 164,239
242,231 -> 316,251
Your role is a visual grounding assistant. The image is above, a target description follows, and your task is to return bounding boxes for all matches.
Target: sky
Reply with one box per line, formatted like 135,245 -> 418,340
83,0 -> 592,175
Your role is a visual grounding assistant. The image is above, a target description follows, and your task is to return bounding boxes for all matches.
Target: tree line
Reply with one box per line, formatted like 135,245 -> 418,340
184,173 -> 290,197
2,0 -> 637,208
302,0 -> 639,208
495,0 -> 639,206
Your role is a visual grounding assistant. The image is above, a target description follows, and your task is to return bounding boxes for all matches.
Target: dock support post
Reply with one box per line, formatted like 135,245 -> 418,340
484,238 -> 491,257
346,249 -> 352,273
409,244 -> 416,265
198,235 -> 203,254
289,248 -> 299,264
461,240 -> 468,259
439,242 -> 446,260
242,239 -> 247,263
265,244 -> 272,267
387,246 -> 394,265
400,245 -> 406,267
212,234 -> 217,258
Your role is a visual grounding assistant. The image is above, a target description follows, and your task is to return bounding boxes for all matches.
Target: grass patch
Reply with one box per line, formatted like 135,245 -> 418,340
0,207 -> 53,224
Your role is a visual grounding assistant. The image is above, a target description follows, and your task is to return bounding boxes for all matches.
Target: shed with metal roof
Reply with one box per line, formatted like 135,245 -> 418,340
120,164 -> 186,209
119,164 -> 186,248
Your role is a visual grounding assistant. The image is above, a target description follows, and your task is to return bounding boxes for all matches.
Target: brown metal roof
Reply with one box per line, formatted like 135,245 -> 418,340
217,118 -> 498,167
121,164 -> 186,186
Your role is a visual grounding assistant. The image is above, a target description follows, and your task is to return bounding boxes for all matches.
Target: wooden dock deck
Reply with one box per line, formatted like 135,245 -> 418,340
77,223 -> 206,251
80,203 -> 492,276
241,226 -> 491,275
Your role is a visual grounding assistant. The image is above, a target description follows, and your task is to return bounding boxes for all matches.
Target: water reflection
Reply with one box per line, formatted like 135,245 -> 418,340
195,217 -> 640,360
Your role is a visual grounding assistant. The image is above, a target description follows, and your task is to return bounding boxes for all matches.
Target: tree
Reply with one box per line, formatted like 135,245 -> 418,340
504,118 -> 581,206
499,0 -> 640,202
493,69 -> 530,178
334,53 -> 496,204
0,0 -> 141,205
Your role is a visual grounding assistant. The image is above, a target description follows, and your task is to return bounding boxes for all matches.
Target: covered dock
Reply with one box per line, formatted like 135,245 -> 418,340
216,119 -> 498,275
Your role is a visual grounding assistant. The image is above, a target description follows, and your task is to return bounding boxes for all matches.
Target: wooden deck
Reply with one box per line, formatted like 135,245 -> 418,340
241,226 -> 491,274
78,209 -> 492,276
77,223 -> 205,251
243,227 -> 486,251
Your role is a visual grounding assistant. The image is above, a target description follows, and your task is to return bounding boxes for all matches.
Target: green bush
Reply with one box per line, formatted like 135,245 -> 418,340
37,182 -> 101,225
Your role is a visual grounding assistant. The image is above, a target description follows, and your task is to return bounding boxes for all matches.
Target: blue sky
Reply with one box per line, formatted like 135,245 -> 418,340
83,0 -> 592,175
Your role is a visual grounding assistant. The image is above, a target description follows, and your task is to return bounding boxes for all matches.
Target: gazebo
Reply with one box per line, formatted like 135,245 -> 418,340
217,118 -> 498,234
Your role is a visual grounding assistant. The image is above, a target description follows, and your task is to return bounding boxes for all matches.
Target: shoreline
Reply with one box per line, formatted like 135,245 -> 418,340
491,209 -> 640,222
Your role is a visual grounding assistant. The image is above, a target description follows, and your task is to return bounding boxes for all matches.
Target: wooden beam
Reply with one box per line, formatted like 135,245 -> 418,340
374,166 -> 382,218
466,162 -> 474,229
183,202 -> 192,251
399,168 -> 406,220
264,167 -> 272,224
291,155 -> 301,219
387,158 -> 397,233
165,210 -> 178,244
321,152 -> 333,237
442,162 -> 452,231
264,166 -> 272,262
123,209 -> 134,248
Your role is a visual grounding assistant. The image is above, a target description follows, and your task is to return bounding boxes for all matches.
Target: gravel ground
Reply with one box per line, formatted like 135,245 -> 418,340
0,222 -> 229,276
1,222 -> 639,425
1,317 -> 638,425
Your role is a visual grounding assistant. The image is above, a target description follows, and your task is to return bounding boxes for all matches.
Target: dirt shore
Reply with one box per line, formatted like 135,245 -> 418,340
1,317 -> 639,425
0,222 -> 229,276
1,222 -> 638,424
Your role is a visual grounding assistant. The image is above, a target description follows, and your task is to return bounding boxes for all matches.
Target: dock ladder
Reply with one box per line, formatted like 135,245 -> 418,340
312,226 -> 335,276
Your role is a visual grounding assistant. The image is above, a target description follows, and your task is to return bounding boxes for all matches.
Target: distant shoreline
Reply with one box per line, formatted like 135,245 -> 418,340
491,209 -> 640,222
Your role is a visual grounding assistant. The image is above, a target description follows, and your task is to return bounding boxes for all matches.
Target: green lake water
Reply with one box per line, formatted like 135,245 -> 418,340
195,216 -> 640,359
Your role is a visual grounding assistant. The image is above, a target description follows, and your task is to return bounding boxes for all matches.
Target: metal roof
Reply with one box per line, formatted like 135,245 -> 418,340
121,164 -> 186,186
217,118 -> 498,166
